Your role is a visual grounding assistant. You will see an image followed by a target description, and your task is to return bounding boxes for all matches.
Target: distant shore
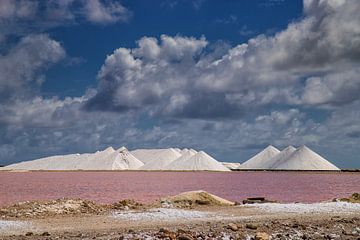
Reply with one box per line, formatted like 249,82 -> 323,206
1,168 -> 359,172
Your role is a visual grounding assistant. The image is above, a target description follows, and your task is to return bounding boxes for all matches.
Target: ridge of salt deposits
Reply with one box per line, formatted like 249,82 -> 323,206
131,148 -> 182,170
240,145 -> 280,169
4,146 -> 143,170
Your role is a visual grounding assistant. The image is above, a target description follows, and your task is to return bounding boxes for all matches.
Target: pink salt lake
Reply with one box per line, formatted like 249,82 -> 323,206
0,171 -> 359,206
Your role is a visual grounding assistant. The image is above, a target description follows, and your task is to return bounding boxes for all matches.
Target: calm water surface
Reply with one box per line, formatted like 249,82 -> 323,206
0,171 -> 359,206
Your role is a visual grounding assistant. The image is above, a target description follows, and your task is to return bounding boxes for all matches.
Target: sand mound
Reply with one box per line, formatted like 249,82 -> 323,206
336,193 -> 360,203
221,162 -> 241,170
131,148 -> 182,170
161,191 -> 234,207
272,145 -> 340,170
4,146 -> 143,171
240,145 -> 280,169
166,151 -> 230,171
0,199 -> 107,218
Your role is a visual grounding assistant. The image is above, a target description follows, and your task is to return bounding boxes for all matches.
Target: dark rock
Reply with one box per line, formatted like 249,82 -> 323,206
41,232 -> 51,236
243,197 -> 277,204
246,223 -> 258,230
25,232 -> 33,236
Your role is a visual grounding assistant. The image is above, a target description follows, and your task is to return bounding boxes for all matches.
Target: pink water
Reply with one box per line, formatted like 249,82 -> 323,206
0,171 -> 359,206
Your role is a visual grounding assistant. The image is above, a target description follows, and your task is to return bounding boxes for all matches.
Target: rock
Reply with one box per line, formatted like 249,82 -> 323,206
255,232 -> 270,240
243,197 -> 277,204
25,232 -> 33,236
177,234 -> 194,240
159,228 -> 176,239
246,223 -> 258,230
41,231 -> 51,236
227,223 -> 238,231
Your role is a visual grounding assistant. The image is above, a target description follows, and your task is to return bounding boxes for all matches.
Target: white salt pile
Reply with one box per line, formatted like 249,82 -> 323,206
113,208 -> 210,221
131,148 -> 182,170
255,145 -> 297,170
250,202 -> 360,214
272,145 -> 340,170
239,145 -> 340,170
221,162 -> 241,170
166,151 -> 230,171
165,149 -> 197,170
4,146 -> 143,170
239,145 -> 280,169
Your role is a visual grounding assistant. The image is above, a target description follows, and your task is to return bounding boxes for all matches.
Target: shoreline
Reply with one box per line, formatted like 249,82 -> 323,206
1,169 -> 359,172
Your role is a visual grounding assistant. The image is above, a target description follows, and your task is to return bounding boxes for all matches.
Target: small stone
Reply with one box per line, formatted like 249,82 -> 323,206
227,223 -> 238,231
41,231 -> 51,236
255,232 -> 270,240
246,223 -> 258,230
25,232 -> 33,236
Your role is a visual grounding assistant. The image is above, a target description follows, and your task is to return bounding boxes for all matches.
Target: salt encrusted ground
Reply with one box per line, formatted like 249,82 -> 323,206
113,208 -> 210,221
245,201 -> 360,214
1,201 -> 359,239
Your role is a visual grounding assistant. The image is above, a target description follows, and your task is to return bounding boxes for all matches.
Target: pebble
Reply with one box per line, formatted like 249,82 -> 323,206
246,223 -> 258,230
227,223 -> 238,231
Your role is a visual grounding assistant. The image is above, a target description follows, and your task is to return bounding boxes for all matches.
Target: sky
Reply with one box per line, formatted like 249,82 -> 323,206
0,0 -> 359,168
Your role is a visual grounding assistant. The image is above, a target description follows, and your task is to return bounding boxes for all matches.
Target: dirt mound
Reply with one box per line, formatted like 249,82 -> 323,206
336,193 -> 360,203
161,191 -> 235,208
0,199 -> 108,219
112,199 -> 144,210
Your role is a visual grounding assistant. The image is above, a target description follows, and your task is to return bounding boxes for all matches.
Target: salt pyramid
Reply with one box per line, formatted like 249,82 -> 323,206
239,145 -> 280,169
272,145 -> 340,170
131,148 -> 182,170
166,151 -> 230,171
264,145 -> 297,169
116,147 -> 144,169
4,146 -> 144,170
165,149 -> 197,170
221,162 -> 241,170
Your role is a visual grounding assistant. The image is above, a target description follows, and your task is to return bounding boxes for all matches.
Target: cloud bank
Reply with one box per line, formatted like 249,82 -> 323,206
0,0 -> 360,168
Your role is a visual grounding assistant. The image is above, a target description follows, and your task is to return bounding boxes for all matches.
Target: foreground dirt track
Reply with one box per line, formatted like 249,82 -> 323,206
1,203 -> 360,239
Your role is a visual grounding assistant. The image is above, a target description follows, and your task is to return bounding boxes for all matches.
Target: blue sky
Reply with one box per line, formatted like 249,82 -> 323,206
0,0 -> 360,168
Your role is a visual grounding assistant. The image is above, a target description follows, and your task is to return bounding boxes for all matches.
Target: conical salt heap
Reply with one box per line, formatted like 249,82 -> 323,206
239,145 -> 280,169
166,151 -> 230,171
165,149 -> 197,170
263,145 -> 297,169
272,145 -> 340,170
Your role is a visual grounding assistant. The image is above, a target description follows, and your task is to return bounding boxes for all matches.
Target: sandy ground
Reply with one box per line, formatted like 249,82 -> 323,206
1,202 -> 360,239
